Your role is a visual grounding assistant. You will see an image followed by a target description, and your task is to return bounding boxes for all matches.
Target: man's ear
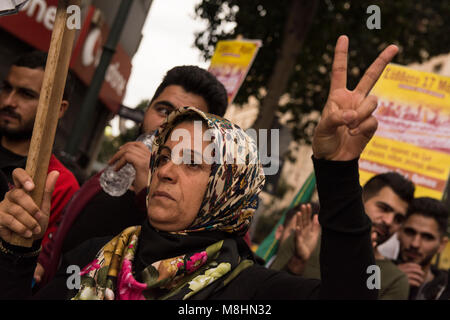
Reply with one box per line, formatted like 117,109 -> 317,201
437,236 -> 448,255
275,225 -> 284,241
59,100 -> 69,119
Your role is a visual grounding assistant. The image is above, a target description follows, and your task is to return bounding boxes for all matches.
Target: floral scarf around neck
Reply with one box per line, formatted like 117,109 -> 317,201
73,107 -> 265,300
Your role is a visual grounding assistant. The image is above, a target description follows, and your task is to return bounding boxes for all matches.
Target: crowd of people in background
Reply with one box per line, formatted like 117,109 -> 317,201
0,35 -> 448,300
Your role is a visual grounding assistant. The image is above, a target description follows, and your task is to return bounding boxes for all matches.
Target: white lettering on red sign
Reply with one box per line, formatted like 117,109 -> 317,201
22,0 -> 80,30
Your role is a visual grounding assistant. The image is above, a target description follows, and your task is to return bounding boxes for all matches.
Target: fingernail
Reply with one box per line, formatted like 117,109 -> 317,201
33,226 -> 41,234
24,230 -> 32,238
25,181 -> 34,189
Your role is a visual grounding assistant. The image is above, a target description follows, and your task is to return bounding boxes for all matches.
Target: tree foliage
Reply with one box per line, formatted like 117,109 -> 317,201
194,0 -> 450,143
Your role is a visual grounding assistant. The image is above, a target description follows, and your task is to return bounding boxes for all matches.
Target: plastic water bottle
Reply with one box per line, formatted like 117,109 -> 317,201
100,132 -> 155,197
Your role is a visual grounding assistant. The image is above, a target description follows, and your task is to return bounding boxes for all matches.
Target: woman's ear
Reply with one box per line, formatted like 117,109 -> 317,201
58,100 -> 69,119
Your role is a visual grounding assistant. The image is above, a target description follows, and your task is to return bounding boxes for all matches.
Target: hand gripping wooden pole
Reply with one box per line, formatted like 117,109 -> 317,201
9,0 -> 81,247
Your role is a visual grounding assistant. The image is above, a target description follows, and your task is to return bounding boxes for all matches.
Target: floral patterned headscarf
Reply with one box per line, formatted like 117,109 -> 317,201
72,107 -> 265,300
148,106 -> 265,236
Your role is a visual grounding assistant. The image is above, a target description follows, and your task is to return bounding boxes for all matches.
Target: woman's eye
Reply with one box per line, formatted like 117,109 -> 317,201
157,108 -> 171,116
187,162 -> 199,168
185,158 -> 202,169
156,155 -> 170,167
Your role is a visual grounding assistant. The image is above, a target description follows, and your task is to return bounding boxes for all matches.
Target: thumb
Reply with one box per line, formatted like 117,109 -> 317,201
12,168 -> 35,192
41,171 -> 59,215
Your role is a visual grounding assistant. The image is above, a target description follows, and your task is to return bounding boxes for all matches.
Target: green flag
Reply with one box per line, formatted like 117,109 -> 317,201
255,171 -> 316,262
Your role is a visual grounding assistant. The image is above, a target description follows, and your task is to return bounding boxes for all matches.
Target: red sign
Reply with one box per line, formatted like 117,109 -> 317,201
0,0 -> 58,51
0,1 -> 132,113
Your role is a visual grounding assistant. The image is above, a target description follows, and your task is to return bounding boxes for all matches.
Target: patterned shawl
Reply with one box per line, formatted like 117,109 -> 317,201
72,107 -> 265,300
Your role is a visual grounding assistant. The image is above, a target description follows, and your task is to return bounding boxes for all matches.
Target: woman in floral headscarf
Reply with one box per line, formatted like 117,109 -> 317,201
71,106 -> 266,300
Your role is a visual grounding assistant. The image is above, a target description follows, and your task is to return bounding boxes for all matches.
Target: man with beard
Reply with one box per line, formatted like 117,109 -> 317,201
397,197 -> 450,300
362,172 -> 414,299
277,172 -> 415,299
362,172 -> 414,258
0,51 -> 80,283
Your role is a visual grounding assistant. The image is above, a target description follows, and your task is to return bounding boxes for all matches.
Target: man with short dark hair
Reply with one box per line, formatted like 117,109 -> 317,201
39,65 -> 229,287
396,197 -> 450,300
363,172 -> 415,247
0,51 -> 79,283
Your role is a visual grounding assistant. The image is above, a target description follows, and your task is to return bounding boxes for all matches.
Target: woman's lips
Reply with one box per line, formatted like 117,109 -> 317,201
152,191 -> 175,201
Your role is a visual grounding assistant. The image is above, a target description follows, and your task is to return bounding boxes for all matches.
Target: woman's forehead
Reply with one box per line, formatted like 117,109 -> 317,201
165,121 -> 211,148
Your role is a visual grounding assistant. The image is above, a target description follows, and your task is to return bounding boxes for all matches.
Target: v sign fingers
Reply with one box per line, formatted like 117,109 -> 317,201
312,35 -> 398,161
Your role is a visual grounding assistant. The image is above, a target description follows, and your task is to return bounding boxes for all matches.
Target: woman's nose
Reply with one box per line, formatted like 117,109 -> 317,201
156,159 -> 177,183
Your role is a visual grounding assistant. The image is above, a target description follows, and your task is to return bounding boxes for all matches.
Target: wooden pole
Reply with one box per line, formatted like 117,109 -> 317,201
9,0 -> 81,247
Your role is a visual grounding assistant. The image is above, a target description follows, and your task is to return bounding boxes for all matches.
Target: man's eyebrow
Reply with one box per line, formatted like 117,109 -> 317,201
154,100 -> 176,110
420,232 -> 436,239
376,201 -> 394,212
1,80 -> 39,96
17,87 -> 39,96
404,226 -> 416,233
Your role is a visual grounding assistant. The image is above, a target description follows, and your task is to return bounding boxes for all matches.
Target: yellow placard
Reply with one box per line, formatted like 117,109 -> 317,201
360,64 -> 450,199
208,39 -> 262,104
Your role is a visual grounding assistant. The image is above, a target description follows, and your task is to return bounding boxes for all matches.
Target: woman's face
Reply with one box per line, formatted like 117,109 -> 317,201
147,121 -> 212,232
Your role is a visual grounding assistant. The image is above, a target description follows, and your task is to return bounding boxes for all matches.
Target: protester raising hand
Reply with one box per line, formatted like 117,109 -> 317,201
286,204 -> 321,275
294,204 -> 321,262
312,35 -> 399,161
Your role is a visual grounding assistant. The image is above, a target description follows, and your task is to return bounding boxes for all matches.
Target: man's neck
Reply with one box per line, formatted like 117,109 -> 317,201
1,136 -> 30,156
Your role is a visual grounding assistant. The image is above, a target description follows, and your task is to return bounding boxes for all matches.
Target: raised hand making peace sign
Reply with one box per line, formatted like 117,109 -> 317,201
312,35 -> 399,161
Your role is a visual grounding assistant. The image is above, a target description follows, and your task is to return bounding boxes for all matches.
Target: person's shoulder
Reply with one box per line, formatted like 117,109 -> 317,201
377,259 -> 409,300
377,258 -> 409,286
